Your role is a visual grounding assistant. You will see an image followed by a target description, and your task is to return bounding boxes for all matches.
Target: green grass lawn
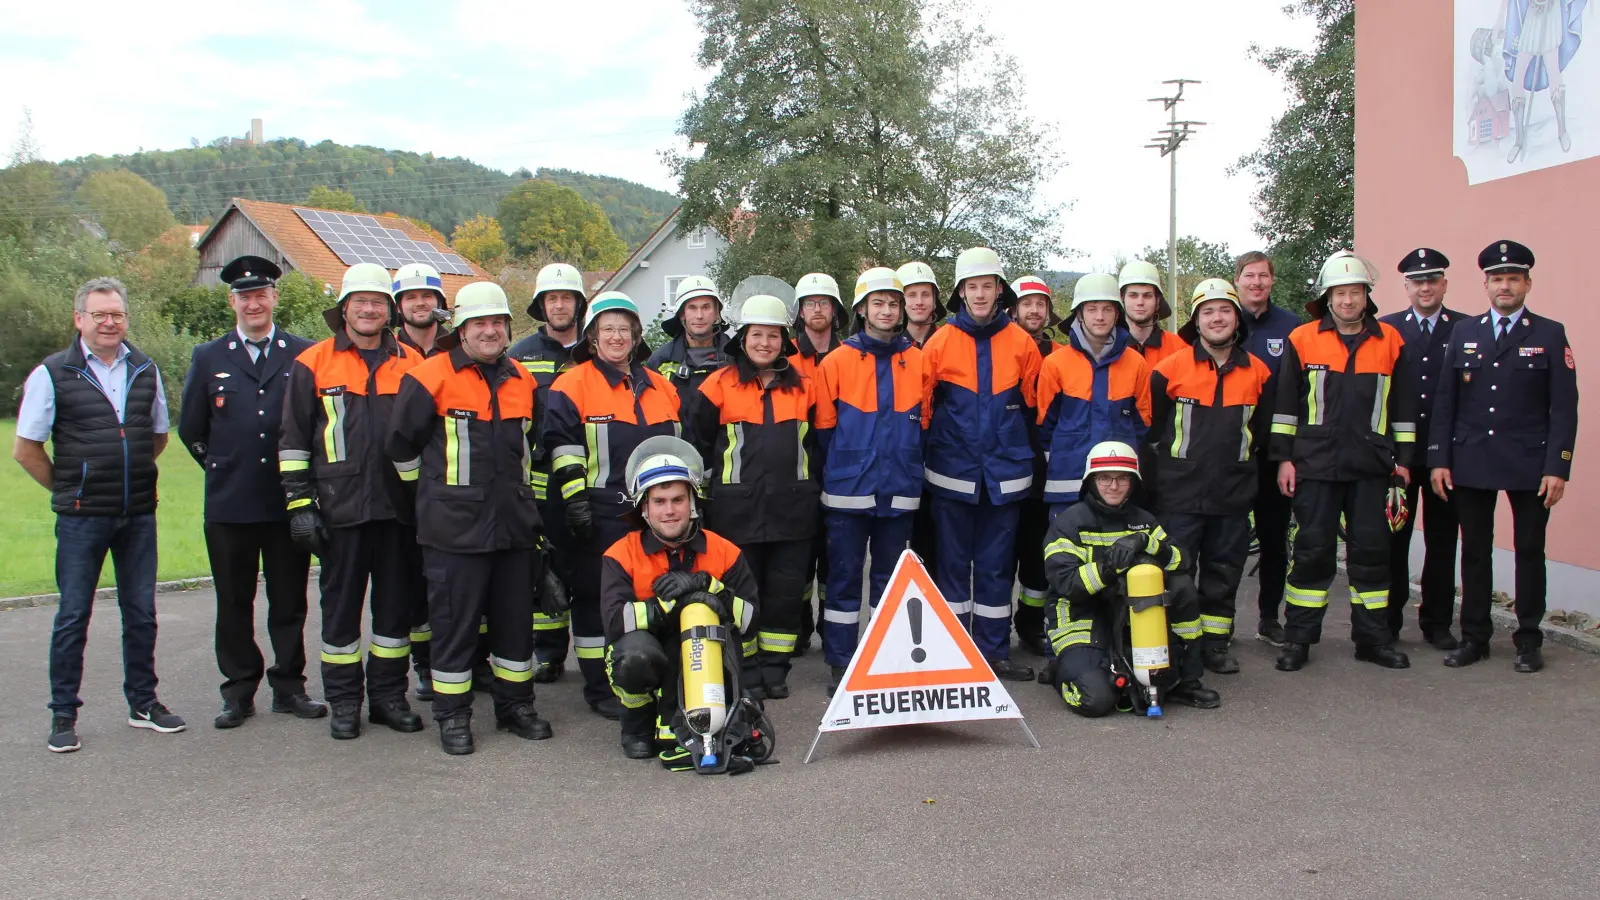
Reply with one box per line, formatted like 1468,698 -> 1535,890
2,418 -> 210,597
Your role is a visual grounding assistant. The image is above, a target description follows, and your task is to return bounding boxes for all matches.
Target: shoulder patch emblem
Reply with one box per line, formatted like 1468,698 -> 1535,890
1266,338 -> 1284,357
1566,346 -> 1576,369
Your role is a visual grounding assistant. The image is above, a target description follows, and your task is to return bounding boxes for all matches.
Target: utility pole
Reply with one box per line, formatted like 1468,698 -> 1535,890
1145,80 -> 1203,331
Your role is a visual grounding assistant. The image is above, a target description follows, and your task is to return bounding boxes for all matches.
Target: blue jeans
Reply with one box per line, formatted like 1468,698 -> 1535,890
49,514 -> 159,716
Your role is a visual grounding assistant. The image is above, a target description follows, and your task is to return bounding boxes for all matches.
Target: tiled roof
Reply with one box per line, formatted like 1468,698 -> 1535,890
207,198 -> 491,304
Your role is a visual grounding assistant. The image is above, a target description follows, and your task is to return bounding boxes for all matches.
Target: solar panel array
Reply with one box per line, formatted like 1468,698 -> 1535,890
292,207 -> 476,276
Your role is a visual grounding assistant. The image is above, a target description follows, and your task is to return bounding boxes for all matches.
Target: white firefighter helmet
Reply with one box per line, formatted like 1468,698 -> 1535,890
393,263 -> 446,303
449,281 -> 512,330
1069,273 -> 1123,313
625,436 -> 706,508
1309,250 -> 1379,318
946,246 -> 1016,313
573,291 -> 644,365
729,293 -> 799,363
1179,278 -> 1247,344
1082,440 -> 1142,480
529,263 -> 588,321
852,266 -> 905,307
664,275 -> 722,338
1118,259 -> 1171,318
896,261 -> 938,291
793,272 -> 847,329
326,262 -> 397,331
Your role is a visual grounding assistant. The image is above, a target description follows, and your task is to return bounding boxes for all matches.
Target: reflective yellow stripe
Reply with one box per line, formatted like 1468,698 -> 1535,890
1078,562 -> 1105,594
279,459 -> 309,472
1200,615 -> 1232,635
1239,404 -> 1255,462
1170,402 -> 1191,459
531,611 -> 570,630
1394,430 -> 1416,444
432,678 -> 472,695
368,643 -> 410,659
560,479 -> 584,499
1306,370 -> 1325,426
552,454 -> 585,471
1371,373 -> 1391,435
1285,585 -> 1329,608
1170,619 -> 1202,640
722,422 -> 742,484
321,394 -> 346,462
521,360 -> 556,374
1044,537 -> 1089,562
797,422 -> 810,479
287,498 -> 312,510
445,417 -> 471,485
758,631 -> 798,653
1349,587 -> 1388,610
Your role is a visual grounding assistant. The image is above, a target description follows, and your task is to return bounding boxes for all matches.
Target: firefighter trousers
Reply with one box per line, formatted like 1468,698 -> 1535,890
1162,512 -> 1250,645
422,547 -> 536,720
568,510 -> 637,708
1284,477 -> 1393,647
737,538 -> 810,687
398,526 -> 430,679
607,630 -> 677,744
1012,495 -> 1051,640
1253,459 -> 1293,623
1048,575 -> 1204,718
318,521 -> 413,707
822,511 -> 914,668
532,498 -> 575,664
930,496 -> 1022,661
800,504 -> 828,642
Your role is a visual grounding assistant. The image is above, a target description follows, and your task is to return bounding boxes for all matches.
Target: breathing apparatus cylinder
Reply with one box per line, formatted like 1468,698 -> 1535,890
680,602 -> 728,752
1125,563 -> 1170,718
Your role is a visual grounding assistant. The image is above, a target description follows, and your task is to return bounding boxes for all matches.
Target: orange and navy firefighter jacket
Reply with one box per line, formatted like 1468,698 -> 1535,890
1148,343 -> 1273,516
386,347 -> 542,554
1129,326 -> 1188,368
813,330 -> 930,516
543,358 -> 681,514
922,308 -> 1042,505
509,328 -> 577,502
685,359 -> 820,545
787,329 -> 840,383
1036,327 -> 1152,504
600,527 -> 758,646
1268,316 -> 1416,481
279,329 -> 419,527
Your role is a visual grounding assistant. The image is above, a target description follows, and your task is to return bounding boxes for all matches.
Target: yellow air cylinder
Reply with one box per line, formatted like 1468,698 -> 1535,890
1125,563 -> 1169,716
679,601 -> 727,737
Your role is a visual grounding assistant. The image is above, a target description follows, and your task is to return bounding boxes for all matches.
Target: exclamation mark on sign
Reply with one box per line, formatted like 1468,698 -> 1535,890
908,597 -> 926,663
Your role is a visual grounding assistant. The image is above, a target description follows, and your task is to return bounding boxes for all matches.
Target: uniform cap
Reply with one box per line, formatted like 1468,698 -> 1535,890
1398,247 -> 1450,279
220,255 -> 281,293
793,272 -> 848,330
728,294 -> 799,362
1478,239 -> 1534,272
449,281 -> 512,329
853,267 -> 905,306
1012,275 -> 1051,301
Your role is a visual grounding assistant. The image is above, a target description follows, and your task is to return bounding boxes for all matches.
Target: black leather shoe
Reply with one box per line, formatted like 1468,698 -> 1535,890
764,681 -> 791,700
271,693 -> 328,718
368,698 -> 425,733
1256,620 -> 1287,647
213,699 -> 256,729
413,672 -> 435,702
1167,679 -> 1221,709
1354,643 -> 1410,669
1276,642 -> 1309,672
1444,641 -> 1490,668
496,704 -> 553,740
990,658 -> 1035,682
589,697 -> 622,721
1513,647 -> 1545,673
1202,643 -> 1241,675
329,704 -> 361,740
439,715 -> 474,756
531,661 -> 563,684
1423,631 -> 1461,651
621,734 -> 656,759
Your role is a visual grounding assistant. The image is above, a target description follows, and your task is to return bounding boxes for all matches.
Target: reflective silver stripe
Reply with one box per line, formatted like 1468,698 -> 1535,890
394,456 -> 421,473
589,422 -> 611,488
323,641 -> 361,655
621,603 -> 641,634
1044,478 -> 1083,495
572,635 -> 607,649
1391,422 -> 1416,433
972,603 -> 1011,619
278,449 -> 311,461
822,608 -> 859,624
947,599 -> 974,616
1175,403 -> 1194,459
822,492 -> 875,510
1271,414 -> 1298,426
1239,405 -> 1255,462
890,495 -> 921,511
431,669 -> 471,685
997,475 -> 1033,495
797,422 -> 810,480
924,467 -> 977,494
551,444 -> 586,462
1310,370 -> 1327,426
453,416 -> 473,485
724,422 -> 745,484
369,634 -> 409,649
1370,373 -> 1391,434
489,655 -> 533,673
1019,586 -> 1048,600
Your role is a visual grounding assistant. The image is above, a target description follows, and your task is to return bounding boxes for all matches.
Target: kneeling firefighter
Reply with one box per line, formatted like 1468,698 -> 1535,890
600,437 -> 776,772
1040,442 -> 1220,717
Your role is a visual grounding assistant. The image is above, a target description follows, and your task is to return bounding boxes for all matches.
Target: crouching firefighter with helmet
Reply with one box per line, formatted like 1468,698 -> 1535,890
600,438 -> 776,773
1040,442 -> 1220,717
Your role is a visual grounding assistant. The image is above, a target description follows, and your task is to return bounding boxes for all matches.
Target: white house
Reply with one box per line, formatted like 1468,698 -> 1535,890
599,205 -> 725,327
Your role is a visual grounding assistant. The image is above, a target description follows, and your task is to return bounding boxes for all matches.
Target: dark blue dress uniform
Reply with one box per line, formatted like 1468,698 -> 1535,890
1428,240 -> 1579,669
1378,247 -> 1466,645
178,254 -> 318,711
1238,298 -> 1300,637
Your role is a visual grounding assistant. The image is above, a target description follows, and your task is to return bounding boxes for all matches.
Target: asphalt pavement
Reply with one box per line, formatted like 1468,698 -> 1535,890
1,576 -> 1596,900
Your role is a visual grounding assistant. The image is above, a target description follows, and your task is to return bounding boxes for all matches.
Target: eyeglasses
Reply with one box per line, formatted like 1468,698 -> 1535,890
595,325 -> 634,337
85,311 -> 128,324
801,298 -> 832,309
1096,474 -> 1133,485
347,298 -> 390,310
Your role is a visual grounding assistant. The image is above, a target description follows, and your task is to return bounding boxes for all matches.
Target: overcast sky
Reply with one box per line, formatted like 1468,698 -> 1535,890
0,0 -> 1316,270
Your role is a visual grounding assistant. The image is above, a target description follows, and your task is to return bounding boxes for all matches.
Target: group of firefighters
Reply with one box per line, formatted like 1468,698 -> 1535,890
194,231 -> 1574,761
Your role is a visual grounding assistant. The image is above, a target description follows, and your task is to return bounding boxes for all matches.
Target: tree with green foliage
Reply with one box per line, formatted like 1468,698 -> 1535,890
305,185 -> 365,213
670,0 -> 1062,293
498,180 -> 628,271
451,214 -> 508,269
0,162 -> 73,244
74,170 -> 177,251
537,167 -> 682,249
1233,0 -> 1353,313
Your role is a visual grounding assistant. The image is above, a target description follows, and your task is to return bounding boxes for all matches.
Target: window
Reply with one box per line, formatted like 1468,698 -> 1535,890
686,228 -> 707,250
666,275 -> 688,303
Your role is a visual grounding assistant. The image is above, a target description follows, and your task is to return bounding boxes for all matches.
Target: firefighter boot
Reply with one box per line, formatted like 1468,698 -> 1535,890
1202,639 -> 1240,675
619,705 -> 657,760
439,713 -> 474,756
329,703 -> 361,740
495,702 -> 553,741
1275,642 -> 1310,672
1167,679 -> 1221,709
369,697 -> 425,733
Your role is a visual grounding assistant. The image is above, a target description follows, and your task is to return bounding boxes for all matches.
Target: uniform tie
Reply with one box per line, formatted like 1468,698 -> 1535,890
248,337 -> 270,371
1496,317 -> 1511,349
1420,318 -> 1431,338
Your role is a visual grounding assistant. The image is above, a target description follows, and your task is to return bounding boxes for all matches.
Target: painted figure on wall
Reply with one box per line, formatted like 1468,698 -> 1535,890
1495,0 -> 1587,161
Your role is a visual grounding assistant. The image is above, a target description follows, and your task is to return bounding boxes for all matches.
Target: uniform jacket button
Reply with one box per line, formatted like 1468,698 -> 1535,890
1489,430 -> 1495,435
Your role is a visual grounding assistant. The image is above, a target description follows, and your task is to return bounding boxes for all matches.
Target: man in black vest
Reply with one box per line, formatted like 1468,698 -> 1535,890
179,256 -> 327,729
13,276 -> 185,753
1378,248 -> 1466,651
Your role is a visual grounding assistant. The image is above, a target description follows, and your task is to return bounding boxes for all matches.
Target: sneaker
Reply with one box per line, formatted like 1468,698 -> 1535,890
128,702 -> 186,734
48,716 -> 80,753
1255,620 -> 1286,647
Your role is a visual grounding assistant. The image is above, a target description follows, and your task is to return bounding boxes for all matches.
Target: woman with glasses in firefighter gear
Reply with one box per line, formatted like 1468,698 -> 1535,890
1042,442 -> 1218,716
1118,261 -> 1189,366
510,263 -> 590,684
922,247 -> 1043,683
648,276 -> 731,399
1270,252 -> 1416,672
543,292 -> 681,718
1149,279 -> 1273,676
814,268 -> 931,695
787,272 -> 847,654
684,294 -> 819,700
1003,275 -> 1063,658
601,438 -> 761,765
1037,273 -> 1152,519
386,282 -> 555,755
279,263 -> 424,740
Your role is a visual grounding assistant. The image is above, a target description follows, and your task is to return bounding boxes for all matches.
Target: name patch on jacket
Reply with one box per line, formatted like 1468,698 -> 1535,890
1304,363 -> 1329,371
447,408 -> 477,420
586,414 -> 615,423
319,385 -> 346,396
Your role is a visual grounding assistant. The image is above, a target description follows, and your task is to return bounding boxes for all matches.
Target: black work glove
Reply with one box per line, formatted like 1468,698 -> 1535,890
565,499 -> 594,541
681,589 -> 730,624
538,559 -> 570,617
288,509 -> 325,555
652,570 -> 712,604
1099,533 -> 1147,575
